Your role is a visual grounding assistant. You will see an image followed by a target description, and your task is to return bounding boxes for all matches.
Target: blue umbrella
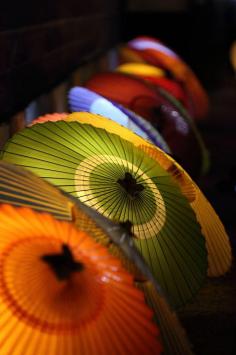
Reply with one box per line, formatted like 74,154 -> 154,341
68,86 -> 171,153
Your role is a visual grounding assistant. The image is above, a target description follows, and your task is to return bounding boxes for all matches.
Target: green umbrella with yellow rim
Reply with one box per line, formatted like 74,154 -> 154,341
1,117 -> 208,308
65,113 -> 231,278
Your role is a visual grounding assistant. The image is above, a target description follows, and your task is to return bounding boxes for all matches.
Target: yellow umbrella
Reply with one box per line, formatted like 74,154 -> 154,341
117,63 -> 165,78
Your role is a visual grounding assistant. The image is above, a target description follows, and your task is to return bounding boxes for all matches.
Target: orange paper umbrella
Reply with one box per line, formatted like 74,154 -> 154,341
85,72 -> 207,178
29,112 -> 69,126
121,36 -> 209,120
0,204 -> 162,355
0,161 -> 194,355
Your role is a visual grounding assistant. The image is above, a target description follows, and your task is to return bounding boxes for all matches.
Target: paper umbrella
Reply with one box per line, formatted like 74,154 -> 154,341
85,72 -> 208,177
29,112 -> 69,126
1,118 -> 208,308
63,113 -> 231,277
116,62 -> 191,113
67,86 -> 171,153
120,36 -> 209,120
0,161 -> 194,355
0,203 -> 163,355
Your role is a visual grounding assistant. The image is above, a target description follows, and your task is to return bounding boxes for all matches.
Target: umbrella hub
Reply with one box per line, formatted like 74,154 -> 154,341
117,172 -> 144,199
41,244 -> 84,281
120,220 -> 135,238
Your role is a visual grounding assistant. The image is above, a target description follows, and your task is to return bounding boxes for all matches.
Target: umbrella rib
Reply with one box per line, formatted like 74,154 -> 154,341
68,122 -> 131,169
133,186 -> 206,304
159,209 -> 207,276
8,132 -> 82,164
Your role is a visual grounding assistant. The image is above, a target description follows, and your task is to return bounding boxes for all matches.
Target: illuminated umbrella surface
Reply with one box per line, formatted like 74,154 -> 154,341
21,111 -> 228,278
0,204 -> 163,355
1,118 -> 208,308
138,144 -> 232,277
85,72 -> 207,178
116,62 -> 191,114
120,36 -> 209,120
0,161 -> 195,355
63,113 -> 229,278
116,62 -> 166,77
29,113 -> 69,126
158,88 -> 210,175
68,86 -> 171,153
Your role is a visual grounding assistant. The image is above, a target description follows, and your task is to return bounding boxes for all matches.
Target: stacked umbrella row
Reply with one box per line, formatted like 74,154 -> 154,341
0,36 -> 232,355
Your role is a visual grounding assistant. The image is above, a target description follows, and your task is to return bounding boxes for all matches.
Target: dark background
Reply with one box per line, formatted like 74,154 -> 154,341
0,0 -> 123,121
0,1 -> 236,354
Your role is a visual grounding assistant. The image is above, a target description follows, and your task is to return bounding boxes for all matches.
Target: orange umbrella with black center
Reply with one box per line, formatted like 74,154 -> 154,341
0,161 -> 194,355
0,204 -> 162,355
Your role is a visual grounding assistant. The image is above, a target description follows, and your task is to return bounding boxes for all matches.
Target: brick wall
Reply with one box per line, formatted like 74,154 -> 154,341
0,0 -> 123,122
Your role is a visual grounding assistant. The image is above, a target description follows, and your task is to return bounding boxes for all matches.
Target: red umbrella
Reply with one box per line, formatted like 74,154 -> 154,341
116,62 -> 192,115
120,36 -> 209,120
85,72 -> 207,178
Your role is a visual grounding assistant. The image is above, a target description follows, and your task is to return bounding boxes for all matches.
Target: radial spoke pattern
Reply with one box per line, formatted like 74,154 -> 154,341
138,281 -> 194,355
0,161 -> 111,247
1,119 -> 208,308
139,144 -> 232,277
68,88 -> 171,153
0,205 -> 162,355
0,161 -> 71,220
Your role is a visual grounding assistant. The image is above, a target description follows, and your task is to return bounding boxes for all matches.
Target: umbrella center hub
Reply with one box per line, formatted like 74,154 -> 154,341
41,244 -> 84,281
117,172 -> 144,198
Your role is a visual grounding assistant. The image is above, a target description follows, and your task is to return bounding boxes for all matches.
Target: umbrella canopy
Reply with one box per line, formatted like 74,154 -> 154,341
158,88 -> 210,175
127,37 -> 178,58
0,160 -> 72,220
0,161 -> 195,355
1,118 -> 208,308
0,204 -> 162,355
117,62 -> 165,78
230,40 -> 236,73
68,86 -> 171,153
29,113 -> 69,126
85,72 -> 207,178
138,281 -> 194,355
63,114 -> 228,277
108,246 -> 194,355
138,144 -> 232,277
120,36 -> 209,120
116,63 -> 192,115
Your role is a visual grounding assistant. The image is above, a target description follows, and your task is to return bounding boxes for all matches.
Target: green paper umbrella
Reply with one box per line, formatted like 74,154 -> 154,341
1,120 -> 208,308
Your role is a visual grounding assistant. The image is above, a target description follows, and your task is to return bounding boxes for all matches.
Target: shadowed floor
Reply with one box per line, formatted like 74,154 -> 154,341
178,67 -> 236,355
